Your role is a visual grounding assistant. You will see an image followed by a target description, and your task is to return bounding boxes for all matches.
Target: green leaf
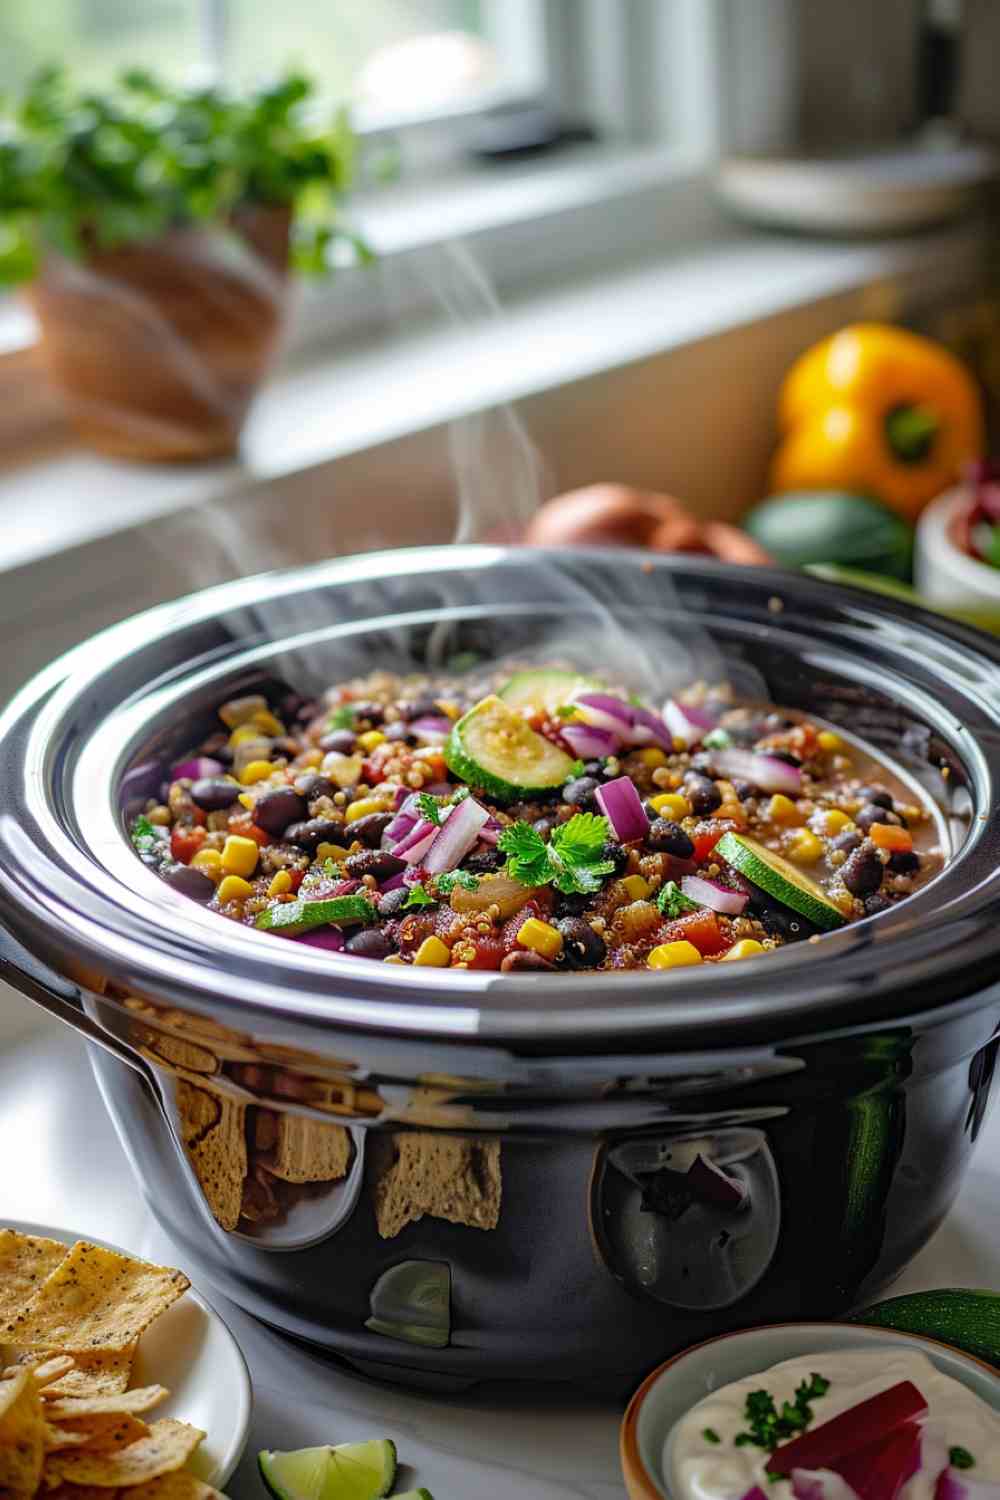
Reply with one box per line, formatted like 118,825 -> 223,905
416,793 -> 443,826
499,813 -> 614,896
656,880 -> 699,918
950,1447 -> 976,1470
566,759 -> 586,779
435,870 -> 479,895
130,814 -> 162,855
327,704 -> 356,731
702,728 -> 732,749
403,883 -> 435,909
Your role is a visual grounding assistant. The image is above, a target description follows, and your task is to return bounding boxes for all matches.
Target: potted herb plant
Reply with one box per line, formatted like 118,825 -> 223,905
0,67 -> 368,461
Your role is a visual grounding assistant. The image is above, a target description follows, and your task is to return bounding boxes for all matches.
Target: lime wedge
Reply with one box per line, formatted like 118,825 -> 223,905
259,1441 -> 397,1500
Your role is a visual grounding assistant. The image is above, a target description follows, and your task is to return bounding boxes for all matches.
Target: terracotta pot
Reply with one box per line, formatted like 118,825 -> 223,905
26,204 -> 291,462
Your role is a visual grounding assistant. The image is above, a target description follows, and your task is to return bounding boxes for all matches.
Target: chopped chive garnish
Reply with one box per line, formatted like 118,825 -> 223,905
950,1448 -> 975,1470
702,1428 -> 721,1445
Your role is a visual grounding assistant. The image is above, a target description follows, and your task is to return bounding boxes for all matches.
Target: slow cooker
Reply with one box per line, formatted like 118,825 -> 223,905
1,546 -> 997,1395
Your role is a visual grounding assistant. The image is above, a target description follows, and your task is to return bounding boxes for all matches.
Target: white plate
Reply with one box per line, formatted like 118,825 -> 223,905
4,1220 -> 252,1489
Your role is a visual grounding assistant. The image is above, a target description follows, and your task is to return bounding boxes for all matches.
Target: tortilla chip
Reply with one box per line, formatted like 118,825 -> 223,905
3,1243 -> 189,1354
43,1418 -> 204,1487
0,1234 -> 69,1326
0,1370 -> 45,1495
44,1486 -> 108,1500
42,1349 -> 134,1399
125,1470 -> 224,1500
175,1081 -> 247,1232
0,1355 -> 74,1389
43,1387 -> 167,1423
267,1114 -> 352,1184
44,1413 -> 149,1451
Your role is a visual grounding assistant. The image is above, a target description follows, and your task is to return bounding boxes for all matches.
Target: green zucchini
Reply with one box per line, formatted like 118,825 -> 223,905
255,895 -> 375,936
444,695 -> 576,802
715,831 -> 845,931
849,1289 -> 1000,1370
498,668 -> 604,715
743,492 -> 914,580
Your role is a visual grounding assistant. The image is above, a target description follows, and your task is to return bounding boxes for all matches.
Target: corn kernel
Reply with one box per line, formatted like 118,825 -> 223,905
869,823 -> 913,853
316,842 -> 351,863
322,752 -> 364,789
221,834 -> 259,877
637,747 -> 668,768
251,709 -> 285,737
383,954 -> 406,964
219,694 -> 268,729
649,792 -> 692,819
217,875 -> 253,903
516,917 -> 564,960
787,828 -> 823,864
190,848 -> 223,881
437,700 -> 461,720
267,870 -> 292,897
822,809 -> 851,835
228,724 -> 262,749
357,729 -> 387,752
238,760 -> 274,786
345,797 -> 389,822
768,793 -> 803,827
721,939 -> 766,962
146,805 -> 171,825
817,730 -> 842,752
621,874 -> 652,901
238,792 -> 255,810
648,940 -> 703,969
413,936 -> 451,967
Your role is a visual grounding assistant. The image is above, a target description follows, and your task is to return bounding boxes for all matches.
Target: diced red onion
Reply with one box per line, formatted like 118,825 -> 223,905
573,693 -> 634,734
393,784 -> 412,809
171,756 -> 224,782
403,865 -> 428,887
768,1383 -> 928,1477
595,775 -> 649,843
624,704 -> 674,750
663,699 -> 715,746
837,1423 -> 921,1500
424,781 -> 454,796
295,927 -> 345,951
478,819 -> 502,846
792,1472 -> 860,1500
423,796 -> 489,873
687,1153 -> 748,1209
380,871 -> 407,892
711,747 -> 802,795
742,1490 -> 771,1500
561,722 -> 621,759
410,716 -> 453,744
681,874 -> 749,916
383,793 -> 422,846
936,1470 -> 1000,1500
398,827 -> 438,865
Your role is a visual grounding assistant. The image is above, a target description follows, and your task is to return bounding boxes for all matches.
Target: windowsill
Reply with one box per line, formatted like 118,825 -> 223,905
0,214 -> 988,582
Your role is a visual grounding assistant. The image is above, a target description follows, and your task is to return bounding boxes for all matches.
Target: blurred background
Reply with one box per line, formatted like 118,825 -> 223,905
3,0 -> 1000,714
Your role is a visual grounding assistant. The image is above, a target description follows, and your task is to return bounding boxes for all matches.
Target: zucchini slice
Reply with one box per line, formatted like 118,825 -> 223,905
715,831 -> 845,931
498,669 -> 605,716
444,695 -> 576,802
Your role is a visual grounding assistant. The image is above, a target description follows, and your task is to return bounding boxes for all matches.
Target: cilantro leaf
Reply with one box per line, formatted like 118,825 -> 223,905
435,870 -> 479,895
403,883 -> 436,909
657,880 -> 700,918
416,792 -> 443,826
499,813 -> 614,895
498,821 -> 552,889
566,759 -> 586,779
326,704 -> 356,731
130,815 -> 163,856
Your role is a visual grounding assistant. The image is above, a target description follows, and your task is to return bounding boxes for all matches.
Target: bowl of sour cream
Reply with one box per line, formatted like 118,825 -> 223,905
620,1323 -> 1000,1500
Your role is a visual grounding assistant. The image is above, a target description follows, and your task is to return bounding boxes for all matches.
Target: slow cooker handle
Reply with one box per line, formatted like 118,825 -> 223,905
0,921 -> 151,1082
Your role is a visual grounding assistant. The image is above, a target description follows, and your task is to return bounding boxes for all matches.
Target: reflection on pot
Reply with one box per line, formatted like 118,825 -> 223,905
593,1127 -> 782,1311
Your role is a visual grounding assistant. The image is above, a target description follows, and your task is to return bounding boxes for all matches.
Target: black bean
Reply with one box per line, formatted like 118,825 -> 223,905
377,887 -> 410,918
647,819 -> 695,858
351,700 -> 384,725
319,730 -> 357,754
294,773 -> 337,802
161,863 -> 217,903
582,760 -> 603,776
345,928 -> 394,960
253,787 -> 308,837
832,829 -> 862,854
285,817 -> 343,853
345,849 -> 406,880
500,950 -> 556,972
403,697 -> 441,721
732,780 -> 759,801
563,775 -> 600,809
856,804 -> 903,833
864,892 -> 893,916
842,844 -> 883,897
190,777 -> 240,812
557,916 -> 606,969
859,784 -> 894,810
348,812 -> 394,848
889,850 -> 920,875
766,749 -> 802,767
751,902 -> 813,941
602,839 -> 629,875
683,773 -> 722,814
555,890 -> 591,917
465,847 -> 505,874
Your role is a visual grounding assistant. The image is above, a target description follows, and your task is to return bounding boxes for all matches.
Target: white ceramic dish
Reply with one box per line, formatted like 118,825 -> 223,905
5,1219 -> 252,1488
620,1322 -> 1000,1500
916,485 -> 1000,613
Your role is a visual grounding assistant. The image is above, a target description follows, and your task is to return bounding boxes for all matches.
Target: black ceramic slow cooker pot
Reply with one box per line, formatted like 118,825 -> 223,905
1,546 -> 997,1395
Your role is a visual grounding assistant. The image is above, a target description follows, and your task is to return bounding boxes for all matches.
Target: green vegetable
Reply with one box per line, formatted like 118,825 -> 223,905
327,705 -> 357,731
498,813 -> 615,895
498,668 -> 605,715
130,815 -> 161,855
255,895 -> 375,936
657,880 -> 699,918
734,1374 -> 830,1452
716,831 -> 845,931
950,1448 -> 976,1470
444,695 -> 577,802
403,884 -> 435,909
435,870 -> 479,895
703,1429 -> 721,1445
847,1288 -> 1000,1370
0,67 -> 367,288
742,492 -> 914,581
702,729 -> 732,749
258,1441 -> 397,1500
416,792 -> 443,826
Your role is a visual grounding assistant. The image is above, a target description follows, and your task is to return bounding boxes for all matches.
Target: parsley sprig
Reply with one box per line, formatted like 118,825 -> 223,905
130,815 -> 163,857
498,813 -> 615,895
403,870 -> 480,909
656,880 -> 699,918
326,704 -> 357,731
403,883 -> 436,909
736,1374 -> 831,1456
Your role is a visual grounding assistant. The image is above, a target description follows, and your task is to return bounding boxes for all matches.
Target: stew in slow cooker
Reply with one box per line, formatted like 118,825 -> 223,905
129,668 -> 941,972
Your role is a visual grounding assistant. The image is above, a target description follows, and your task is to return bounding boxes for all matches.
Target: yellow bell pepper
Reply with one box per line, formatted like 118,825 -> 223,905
771,323 -> 983,521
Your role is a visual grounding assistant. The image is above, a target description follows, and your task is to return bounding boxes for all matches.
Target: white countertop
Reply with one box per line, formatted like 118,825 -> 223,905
3,1015 -> 998,1500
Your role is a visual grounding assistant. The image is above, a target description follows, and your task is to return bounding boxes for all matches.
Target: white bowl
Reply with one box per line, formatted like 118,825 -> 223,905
916,485 -> 1000,612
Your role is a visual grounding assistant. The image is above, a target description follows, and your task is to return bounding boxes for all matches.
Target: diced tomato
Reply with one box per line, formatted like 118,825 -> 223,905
667,907 -> 729,957
459,931 -> 505,969
227,812 -> 273,847
287,869 -> 305,893
691,818 -> 740,862
170,825 -> 206,864
361,758 -> 386,785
